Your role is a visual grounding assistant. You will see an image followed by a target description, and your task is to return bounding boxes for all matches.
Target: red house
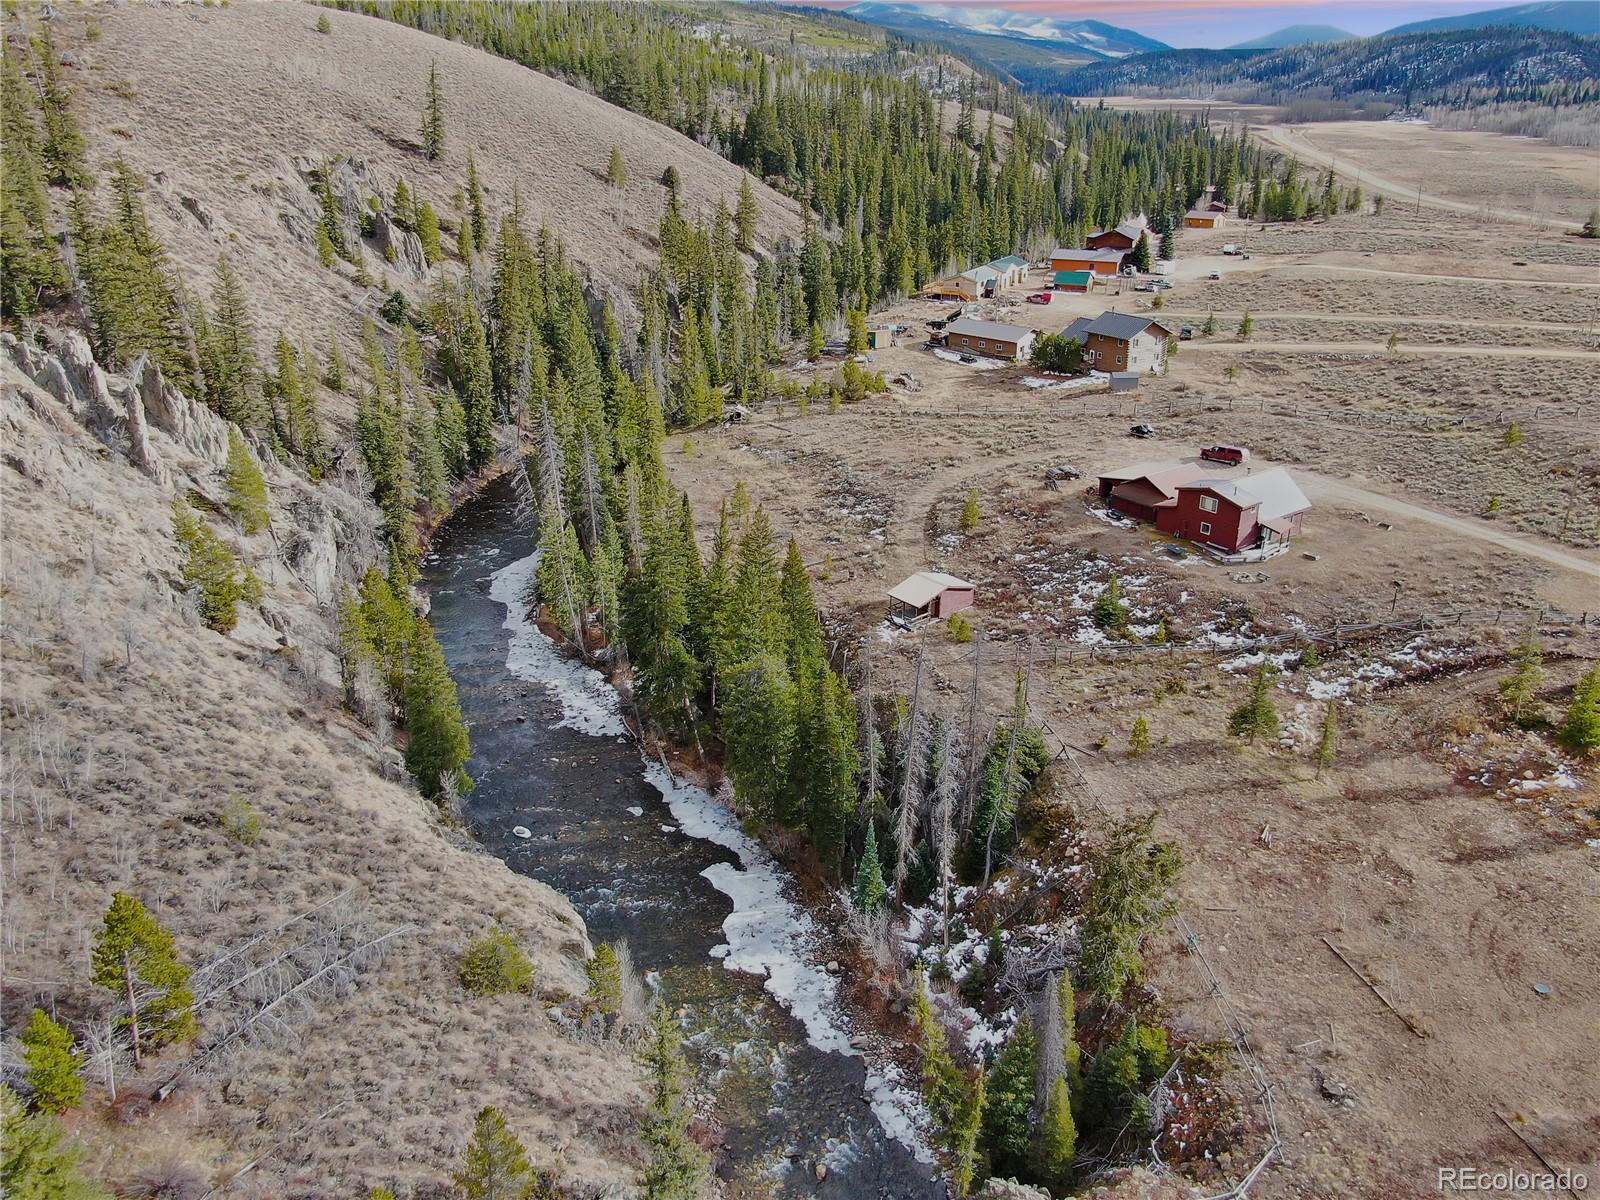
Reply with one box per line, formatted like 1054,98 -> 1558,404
1155,469 -> 1311,553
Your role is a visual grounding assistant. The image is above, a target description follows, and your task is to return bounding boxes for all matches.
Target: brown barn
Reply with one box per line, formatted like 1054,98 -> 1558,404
1183,210 -> 1220,229
1085,219 -> 1147,253
888,572 -> 975,621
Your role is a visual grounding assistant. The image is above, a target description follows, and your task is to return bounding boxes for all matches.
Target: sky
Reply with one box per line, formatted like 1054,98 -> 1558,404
806,1 -> 1555,48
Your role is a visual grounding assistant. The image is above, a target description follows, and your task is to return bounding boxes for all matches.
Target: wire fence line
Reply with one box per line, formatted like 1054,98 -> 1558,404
1048,740 -> 1283,1197
921,605 -> 1596,676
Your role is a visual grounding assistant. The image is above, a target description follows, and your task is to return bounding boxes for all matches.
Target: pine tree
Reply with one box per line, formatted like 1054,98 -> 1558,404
458,927 -> 534,997
605,145 -> 628,190
460,293 -> 495,468
1558,663 -> 1600,753
1157,225 -> 1175,261
20,1011 -> 83,1115
1228,664 -> 1279,742
638,1003 -> 710,1200
1202,310 -> 1217,337
1091,576 -> 1129,632
1076,814 -> 1180,1000
202,255 -> 263,428
403,618 -> 473,799
734,176 -> 758,253
1238,310 -> 1254,340
960,488 -> 980,532
224,428 -> 271,534
1314,702 -> 1338,777
0,1087 -> 106,1200
1030,1075 -> 1077,1190
89,892 -> 197,1066
1131,231 -> 1152,273
466,152 -> 488,248
1,43 -> 68,318
852,822 -> 887,913
416,200 -> 443,264
1083,1019 -> 1144,1136
32,28 -> 89,189
172,499 -> 255,634
421,62 -> 446,161
454,1106 -> 538,1200
1128,715 -> 1150,757
587,942 -> 623,1015
980,1015 -> 1037,1179
1498,629 -> 1545,724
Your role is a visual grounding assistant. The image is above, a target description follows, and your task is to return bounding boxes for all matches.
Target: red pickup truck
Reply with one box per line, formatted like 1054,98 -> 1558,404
1200,444 -> 1250,465
1025,292 -> 1053,305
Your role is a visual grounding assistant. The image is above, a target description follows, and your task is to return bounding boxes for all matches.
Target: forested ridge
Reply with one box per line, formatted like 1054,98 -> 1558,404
337,0 -> 1251,280
1046,26 -> 1600,110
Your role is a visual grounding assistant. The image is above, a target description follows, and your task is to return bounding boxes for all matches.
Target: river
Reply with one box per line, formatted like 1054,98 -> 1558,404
422,473 -> 944,1199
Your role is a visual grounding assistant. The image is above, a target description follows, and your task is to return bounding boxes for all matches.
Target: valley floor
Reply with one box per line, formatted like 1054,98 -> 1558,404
664,168 -> 1600,1196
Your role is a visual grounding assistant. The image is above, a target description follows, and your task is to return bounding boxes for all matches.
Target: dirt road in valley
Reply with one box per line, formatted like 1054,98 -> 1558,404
1294,473 -> 1600,580
1158,311 -> 1596,333
1183,340 -> 1600,361
1251,124 -> 1586,232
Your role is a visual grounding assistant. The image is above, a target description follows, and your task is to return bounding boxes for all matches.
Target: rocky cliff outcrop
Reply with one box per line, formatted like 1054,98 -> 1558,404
1,333 -> 643,1195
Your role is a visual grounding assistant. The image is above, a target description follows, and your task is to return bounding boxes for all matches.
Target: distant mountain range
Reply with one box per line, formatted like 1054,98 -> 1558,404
1227,24 -> 1354,51
1049,27 -> 1600,106
1385,1 -> 1600,37
842,2 -> 1166,67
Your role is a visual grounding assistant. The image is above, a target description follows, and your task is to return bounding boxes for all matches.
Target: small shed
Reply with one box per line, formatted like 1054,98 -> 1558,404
1183,210 -> 1220,229
1109,371 -> 1140,393
888,571 -> 975,621
1053,270 -> 1094,293
867,327 -> 896,350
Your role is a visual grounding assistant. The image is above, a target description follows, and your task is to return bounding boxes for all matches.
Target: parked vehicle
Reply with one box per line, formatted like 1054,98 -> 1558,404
1222,243 -> 1244,256
1026,292 -> 1053,305
1241,253 -> 1252,260
1179,325 -> 1195,340
1151,279 -> 1173,290
1201,444 -> 1250,465
1208,271 -> 1222,281
1132,282 -> 1155,292
959,353 -> 978,364
1130,424 -> 1156,438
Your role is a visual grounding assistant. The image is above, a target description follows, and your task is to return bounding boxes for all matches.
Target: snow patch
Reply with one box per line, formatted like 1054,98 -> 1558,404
489,553 -> 627,736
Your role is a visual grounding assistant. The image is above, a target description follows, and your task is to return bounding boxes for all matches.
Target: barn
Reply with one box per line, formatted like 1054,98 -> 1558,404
888,572 -> 975,621
1183,209 -> 1220,229
1053,270 -> 1094,293
1086,218 -> 1148,253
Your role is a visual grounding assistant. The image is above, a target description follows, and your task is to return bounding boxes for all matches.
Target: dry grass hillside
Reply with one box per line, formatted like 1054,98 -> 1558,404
0,343 -> 640,1192
66,1 -> 806,412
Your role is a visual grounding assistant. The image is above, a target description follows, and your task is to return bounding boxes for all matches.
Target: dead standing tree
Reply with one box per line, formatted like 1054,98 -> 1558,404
893,646 -> 929,904
929,718 -> 963,950
984,641 -> 1033,889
